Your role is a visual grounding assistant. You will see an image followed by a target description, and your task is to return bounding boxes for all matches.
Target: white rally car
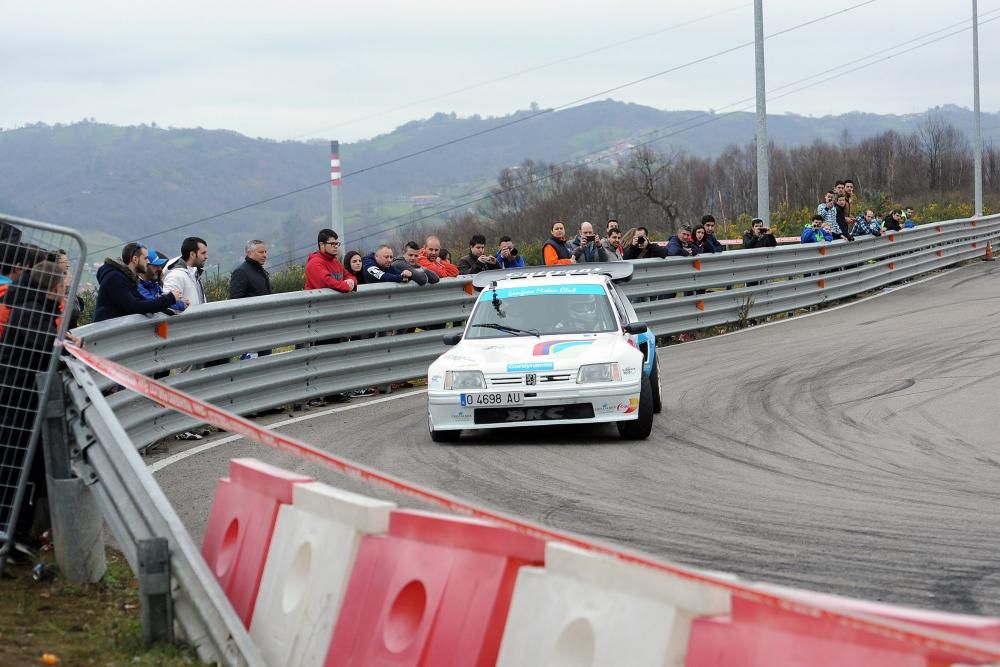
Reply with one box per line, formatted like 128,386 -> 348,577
427,263 -> 660,442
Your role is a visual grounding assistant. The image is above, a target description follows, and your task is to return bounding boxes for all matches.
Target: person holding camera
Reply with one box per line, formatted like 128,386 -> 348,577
457,234 -> 497,274
494,236 -> 524,269
742,217 -> 778,249
572,221 -> 609,263
622,226 -> 666,260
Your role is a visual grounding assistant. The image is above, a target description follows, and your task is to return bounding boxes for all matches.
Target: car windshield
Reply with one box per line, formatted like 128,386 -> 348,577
466,283 -> 618,338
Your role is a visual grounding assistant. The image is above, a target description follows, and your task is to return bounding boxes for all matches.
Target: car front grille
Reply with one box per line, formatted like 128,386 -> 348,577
474,403 -> 596,425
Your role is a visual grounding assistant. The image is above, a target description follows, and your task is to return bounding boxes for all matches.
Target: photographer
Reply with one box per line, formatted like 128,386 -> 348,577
742,218 -> 777,249
494,236 -> 524,269
572,221 -> 609,263
622,226 -> 666,260
457,234 -> 497,274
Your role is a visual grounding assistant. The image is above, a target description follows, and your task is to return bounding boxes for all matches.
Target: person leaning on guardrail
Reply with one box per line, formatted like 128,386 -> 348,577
602,228 -> 624,260
572,222 -> 610,263
360,245 -> 413,285
458,234 -> 497,274
833,195 -> 855,242
801,215 -> 833,243
417,235 -> 460,278
852,210 -> 882,237
94,242 -> 183,322
305,229 -> 355,292
392,241 -> 438,286
701,215 -> 725,253
667,226 -> 698,257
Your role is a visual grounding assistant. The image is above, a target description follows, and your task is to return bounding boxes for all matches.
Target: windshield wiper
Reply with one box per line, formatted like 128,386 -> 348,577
471,323 -> 540,337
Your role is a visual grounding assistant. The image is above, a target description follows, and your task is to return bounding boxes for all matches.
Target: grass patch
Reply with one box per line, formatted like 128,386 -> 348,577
0,547 -> 204,666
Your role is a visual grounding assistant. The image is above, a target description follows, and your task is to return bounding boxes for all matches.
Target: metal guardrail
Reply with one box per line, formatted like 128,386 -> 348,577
72,214 -> 1000,450
62,356 -> 265,666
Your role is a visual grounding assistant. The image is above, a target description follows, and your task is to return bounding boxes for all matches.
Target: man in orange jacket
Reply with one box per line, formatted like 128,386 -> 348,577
417,235 -> 459,278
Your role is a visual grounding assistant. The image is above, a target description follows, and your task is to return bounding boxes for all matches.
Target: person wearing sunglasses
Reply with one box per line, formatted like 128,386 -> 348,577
305,228 -> 356,293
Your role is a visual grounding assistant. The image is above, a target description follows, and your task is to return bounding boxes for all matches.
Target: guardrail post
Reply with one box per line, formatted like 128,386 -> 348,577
41,376 -> 106,583
138,537 -> 174,644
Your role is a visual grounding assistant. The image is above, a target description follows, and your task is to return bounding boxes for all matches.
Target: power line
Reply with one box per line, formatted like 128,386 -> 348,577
87,0 -> 880,259
263,11 -> 1000,272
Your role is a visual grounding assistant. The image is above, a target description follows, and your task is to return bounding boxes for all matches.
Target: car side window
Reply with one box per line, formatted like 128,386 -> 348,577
606,284 -> 631,327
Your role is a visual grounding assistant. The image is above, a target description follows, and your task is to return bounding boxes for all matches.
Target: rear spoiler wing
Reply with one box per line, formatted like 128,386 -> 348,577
471,262 -> 633,290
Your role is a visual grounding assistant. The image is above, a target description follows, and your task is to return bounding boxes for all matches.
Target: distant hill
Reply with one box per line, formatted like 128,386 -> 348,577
1,101 -> 996,263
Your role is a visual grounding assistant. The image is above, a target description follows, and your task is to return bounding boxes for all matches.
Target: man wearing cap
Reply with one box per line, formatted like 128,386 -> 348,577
742,217 -> 777,250
137,249 -> 186,312
95,242 -> 185,321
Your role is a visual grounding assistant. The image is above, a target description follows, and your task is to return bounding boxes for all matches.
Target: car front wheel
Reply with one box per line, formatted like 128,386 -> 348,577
617,375 -> 653,440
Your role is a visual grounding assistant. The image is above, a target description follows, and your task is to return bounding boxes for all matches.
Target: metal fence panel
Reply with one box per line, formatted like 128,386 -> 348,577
0,214 -> 85,574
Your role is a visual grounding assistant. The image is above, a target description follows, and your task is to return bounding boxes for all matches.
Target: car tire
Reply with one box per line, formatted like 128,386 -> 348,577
650,359 -> 662,414
429,416 -> 462,443
617,375 -> 653,440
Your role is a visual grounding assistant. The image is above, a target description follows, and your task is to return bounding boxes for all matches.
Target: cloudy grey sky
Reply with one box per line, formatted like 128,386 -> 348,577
2,0 -> 997,143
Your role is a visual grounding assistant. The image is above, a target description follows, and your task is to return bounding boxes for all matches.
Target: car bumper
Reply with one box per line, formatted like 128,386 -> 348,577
427,382 -> 642,432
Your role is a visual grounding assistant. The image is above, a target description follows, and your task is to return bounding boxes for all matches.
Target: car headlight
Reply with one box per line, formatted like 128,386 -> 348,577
444,370 -> 486,390
577,362 -> 621,383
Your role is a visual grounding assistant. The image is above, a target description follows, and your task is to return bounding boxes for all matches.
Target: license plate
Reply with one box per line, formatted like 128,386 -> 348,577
461,392 -> 523,407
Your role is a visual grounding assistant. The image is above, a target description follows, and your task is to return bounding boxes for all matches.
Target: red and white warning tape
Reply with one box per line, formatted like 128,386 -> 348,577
64,342 -> 1000,663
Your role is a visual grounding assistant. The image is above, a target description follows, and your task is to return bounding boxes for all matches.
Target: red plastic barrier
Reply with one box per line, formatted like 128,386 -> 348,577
686,594 -> 996,667
323,509 -> 545,667
201,458 -> 312,625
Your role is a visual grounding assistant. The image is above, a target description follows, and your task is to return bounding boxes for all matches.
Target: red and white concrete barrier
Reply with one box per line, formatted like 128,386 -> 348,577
249,481 -> 395,666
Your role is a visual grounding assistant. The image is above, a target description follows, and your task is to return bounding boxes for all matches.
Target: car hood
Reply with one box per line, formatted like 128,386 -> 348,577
436,333 -> 630,372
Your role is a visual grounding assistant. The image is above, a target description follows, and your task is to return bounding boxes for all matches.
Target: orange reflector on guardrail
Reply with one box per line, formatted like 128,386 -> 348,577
696,300 -> 705,311
817,280 -> 825,288
693,259 -> 702,271
155,322 -> 168,339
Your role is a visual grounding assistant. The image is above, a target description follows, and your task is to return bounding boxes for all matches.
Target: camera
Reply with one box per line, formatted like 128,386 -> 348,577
510,248 -> 518,256
636,235 -> 646,245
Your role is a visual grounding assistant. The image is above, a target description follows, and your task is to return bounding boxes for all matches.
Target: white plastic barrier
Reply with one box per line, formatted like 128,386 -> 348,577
249,481 -> 395,667
497,541 -> 732,667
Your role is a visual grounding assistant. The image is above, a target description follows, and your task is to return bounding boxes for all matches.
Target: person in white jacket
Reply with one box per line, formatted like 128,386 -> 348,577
163,236 -> 208,307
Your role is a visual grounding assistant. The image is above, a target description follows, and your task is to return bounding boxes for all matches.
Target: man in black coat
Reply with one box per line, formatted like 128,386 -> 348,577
95,242 -> 181,321
229,240 -> 272,299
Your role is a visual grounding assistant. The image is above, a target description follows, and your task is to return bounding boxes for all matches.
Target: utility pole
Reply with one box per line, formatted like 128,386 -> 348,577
754,0 -> 770,224
973,0 -> 984,217
330,141 -> 345,245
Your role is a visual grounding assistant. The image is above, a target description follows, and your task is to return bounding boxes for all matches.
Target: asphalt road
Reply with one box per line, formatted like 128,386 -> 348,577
153,261 -> 1000,615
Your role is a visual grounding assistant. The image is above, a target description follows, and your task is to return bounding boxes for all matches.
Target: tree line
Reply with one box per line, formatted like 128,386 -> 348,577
409,113 -> 999,251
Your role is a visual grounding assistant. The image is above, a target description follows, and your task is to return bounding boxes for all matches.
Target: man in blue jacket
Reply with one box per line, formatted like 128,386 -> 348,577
666,226 -> 697,256
95,243 -> 183,321
495,236 -> 524,269
137,249 -> 186,312
360,245 -> 413,284
801,215 -> 833,243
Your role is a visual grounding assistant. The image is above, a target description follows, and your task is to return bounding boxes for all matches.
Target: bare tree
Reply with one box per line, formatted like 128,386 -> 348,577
617,146 -> 680,227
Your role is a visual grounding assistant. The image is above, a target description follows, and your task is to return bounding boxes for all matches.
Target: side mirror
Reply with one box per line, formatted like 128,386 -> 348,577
624,321 -> 648,335
443,331 -> 463,346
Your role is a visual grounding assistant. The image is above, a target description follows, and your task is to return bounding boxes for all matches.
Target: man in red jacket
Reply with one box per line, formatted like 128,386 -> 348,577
305,229 -> 356,292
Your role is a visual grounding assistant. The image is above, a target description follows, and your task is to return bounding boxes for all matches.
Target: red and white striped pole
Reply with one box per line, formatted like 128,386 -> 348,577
330,140 -> 345,249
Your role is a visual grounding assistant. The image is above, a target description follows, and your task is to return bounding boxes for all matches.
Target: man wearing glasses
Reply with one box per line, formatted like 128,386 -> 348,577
305,228 -> 356,292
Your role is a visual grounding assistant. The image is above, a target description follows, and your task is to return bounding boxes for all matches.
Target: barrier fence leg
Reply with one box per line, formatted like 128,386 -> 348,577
41,378 -> 106,583
138,537 -> 174,644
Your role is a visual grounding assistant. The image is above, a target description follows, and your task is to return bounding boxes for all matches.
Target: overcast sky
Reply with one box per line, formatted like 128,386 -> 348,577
2,0 -> 998,143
